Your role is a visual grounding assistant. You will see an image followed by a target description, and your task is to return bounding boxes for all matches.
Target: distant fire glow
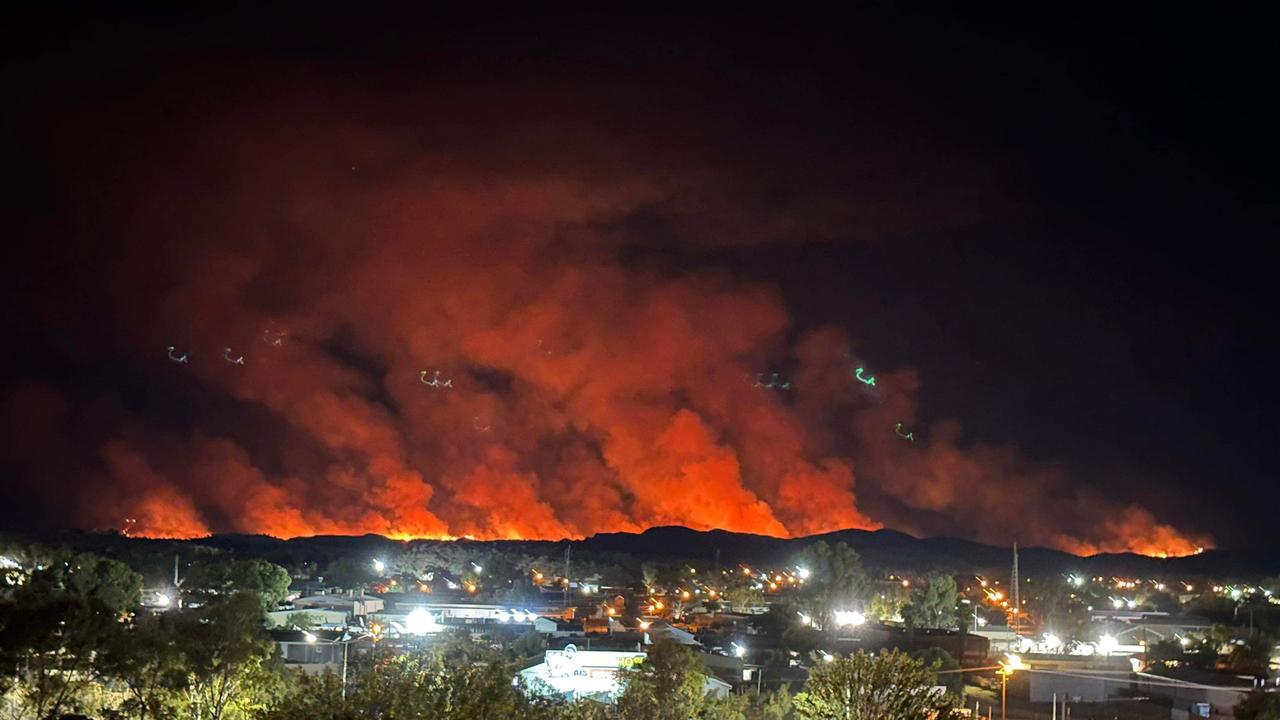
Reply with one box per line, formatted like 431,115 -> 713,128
2,69 -> 1212,560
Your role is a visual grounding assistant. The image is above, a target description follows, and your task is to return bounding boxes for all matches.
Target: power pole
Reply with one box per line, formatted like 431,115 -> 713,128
1010,541 -> 1020,634
563,543 -> 571,610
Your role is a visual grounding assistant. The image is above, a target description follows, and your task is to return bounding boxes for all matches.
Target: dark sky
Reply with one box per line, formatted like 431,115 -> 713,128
2,5 -> 1276,551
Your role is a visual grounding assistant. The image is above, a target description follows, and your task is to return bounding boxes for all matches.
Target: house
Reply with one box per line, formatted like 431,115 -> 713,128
535,616 -> 585,637
270,629 -> 370,675
644,621 -> 699,646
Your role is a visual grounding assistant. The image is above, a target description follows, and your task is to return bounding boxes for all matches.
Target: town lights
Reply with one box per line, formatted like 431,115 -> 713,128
373,559 -> 385,574
731,642 -> 746,658
1043,633 -> 1061,650
797,567 -> 811,580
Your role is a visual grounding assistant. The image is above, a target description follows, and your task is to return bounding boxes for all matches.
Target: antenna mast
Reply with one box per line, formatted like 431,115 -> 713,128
1010,541 -> 1021,634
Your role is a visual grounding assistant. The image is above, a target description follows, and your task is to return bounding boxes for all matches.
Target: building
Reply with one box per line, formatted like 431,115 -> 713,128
1107,615 -> 1213,646
293,592 -> 385,618
270,629 -> 372,675
644,621 -> 699,646
519,645 -> 731,702
267,607 -> 349,628
375,593 -> 567,625
535,616 -> 585,637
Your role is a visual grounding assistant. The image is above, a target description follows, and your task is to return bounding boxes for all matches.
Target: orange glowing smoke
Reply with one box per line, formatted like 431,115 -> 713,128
5,63 -> 1211,559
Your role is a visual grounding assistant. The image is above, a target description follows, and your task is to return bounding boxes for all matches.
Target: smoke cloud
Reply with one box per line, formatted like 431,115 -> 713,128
2,59 -> 1210,556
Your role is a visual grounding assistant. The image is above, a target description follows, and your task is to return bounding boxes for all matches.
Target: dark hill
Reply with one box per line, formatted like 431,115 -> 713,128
15,526 -> 1278,580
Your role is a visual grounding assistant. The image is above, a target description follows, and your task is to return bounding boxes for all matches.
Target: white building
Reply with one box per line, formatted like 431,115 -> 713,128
519,645 -> 731,703
293,593 -> 384,617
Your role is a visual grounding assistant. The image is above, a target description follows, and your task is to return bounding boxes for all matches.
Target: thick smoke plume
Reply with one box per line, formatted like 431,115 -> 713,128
3,61 -> 1209,556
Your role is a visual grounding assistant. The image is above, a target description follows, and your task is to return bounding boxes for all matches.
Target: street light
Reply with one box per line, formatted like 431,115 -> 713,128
998,653 -> 1027,720
1098,634 -> 1118,657
305,631 -> 363,700
932,655 -> 1029,720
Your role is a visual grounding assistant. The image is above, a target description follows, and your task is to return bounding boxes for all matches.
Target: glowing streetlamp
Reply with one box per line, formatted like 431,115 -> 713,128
998,653 -> 1026,720
1098,634 -> 1118,657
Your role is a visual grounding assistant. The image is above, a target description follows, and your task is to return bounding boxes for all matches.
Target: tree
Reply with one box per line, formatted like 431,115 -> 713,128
724,574 -> 764,612
64,553 -> 144,611
0,551 -> 141,718
751,684 -> 795,720
1147,638 -> 1186,668
1234,690 -> 1280,720
1226,634 -> 1275,676
185,557 -> 292,610
902,575 -> 957,630
98,611 -> 189,720
262,646 -> 561,720
911,647 -> 962,696
177,593 -> 284,720
616,640 -> 713,720
868,584 -> 910,624
0,593 -> 120,718
641,561 -> 661,592
794,542 -> 870,631
511,628 -> 548,661
793,649 -> 956,720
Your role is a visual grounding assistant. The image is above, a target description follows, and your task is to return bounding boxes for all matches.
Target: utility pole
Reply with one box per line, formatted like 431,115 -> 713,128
1010,541 -> 1020,634
563,543 -> 571,610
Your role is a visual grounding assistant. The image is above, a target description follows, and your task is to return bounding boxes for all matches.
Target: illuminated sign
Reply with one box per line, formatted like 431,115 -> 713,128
543,646 -> 646,681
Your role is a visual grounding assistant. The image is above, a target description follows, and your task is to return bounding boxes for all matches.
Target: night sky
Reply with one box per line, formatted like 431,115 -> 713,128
3,5 -> 1276,552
